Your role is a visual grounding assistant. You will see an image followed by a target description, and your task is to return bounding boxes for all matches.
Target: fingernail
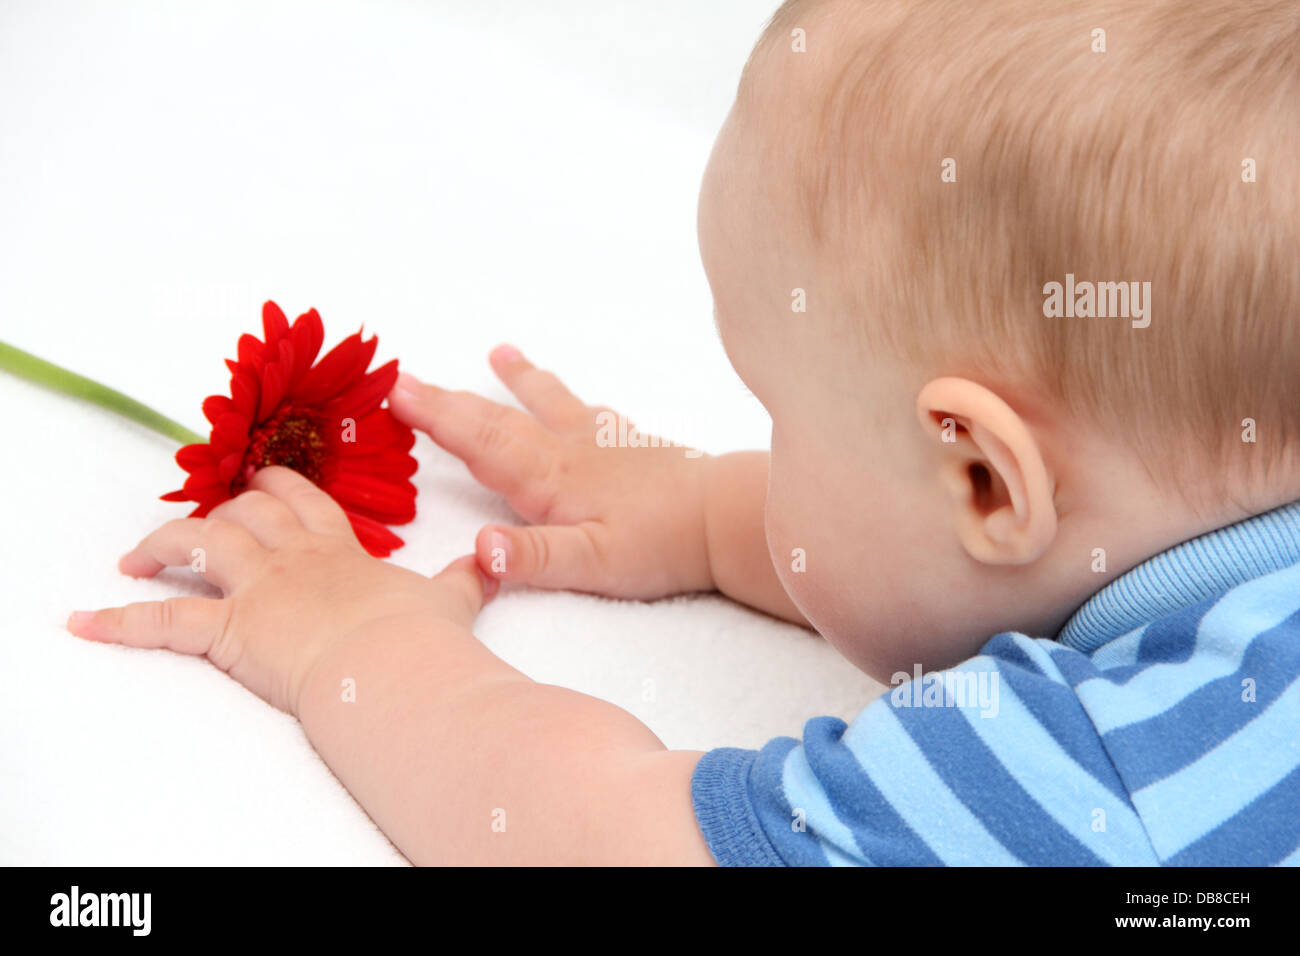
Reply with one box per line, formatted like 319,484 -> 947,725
118,550 -> 149,577
66,610 -> 95,636
491,344 -> 522,363
394,371 -> 421,395
488,530 -> 510,574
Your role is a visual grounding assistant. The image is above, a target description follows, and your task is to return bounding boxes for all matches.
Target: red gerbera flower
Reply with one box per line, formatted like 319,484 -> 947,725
161,300 -> 417,557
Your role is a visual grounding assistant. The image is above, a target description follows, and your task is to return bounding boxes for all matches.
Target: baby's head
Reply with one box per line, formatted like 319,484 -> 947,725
697,0 -> 1300,680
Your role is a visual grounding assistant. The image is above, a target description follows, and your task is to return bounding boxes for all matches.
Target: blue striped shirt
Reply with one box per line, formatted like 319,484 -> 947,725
691,501 -> 1300,865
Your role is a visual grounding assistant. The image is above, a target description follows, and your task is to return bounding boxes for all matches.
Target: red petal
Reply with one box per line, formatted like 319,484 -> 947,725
256,339 -> 294,422
324,359 -> 400,420
230,369 -> 258,419
346,512 -> 404,557
335,446 -> 419,478
175,443 -> 215,472
202,394 -> 234,426
186,490 -> 227,513
210,412 -> 252,458
288,309 -> 324,387
263,301 -> 289,346
335,411 -> 415,450
236,333 -> 266,373
217,452 -> 243,484
182,466 -> 221,490
327,472 -> 417,523
190,499 -> 221,518
296,332 -> 377,405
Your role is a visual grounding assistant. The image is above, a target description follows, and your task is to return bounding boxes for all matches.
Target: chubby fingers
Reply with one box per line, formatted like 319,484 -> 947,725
118,517 -> 265,592
475,521 -> 607,591
388,373 -> 557,515
67,596 -> 231,660
431,554 -> 499,626
205,489 -> 302,549
488,345 -> 591,432
245,465 -> 357,539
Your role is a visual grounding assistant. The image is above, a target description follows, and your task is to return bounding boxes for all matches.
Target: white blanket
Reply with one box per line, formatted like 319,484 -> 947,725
0,0 -> 883,864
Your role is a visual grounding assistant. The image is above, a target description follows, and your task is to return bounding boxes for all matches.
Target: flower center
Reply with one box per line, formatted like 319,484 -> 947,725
233,405 -> 330,490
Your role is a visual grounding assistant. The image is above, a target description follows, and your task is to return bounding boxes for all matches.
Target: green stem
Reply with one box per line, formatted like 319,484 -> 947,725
0,341 -> 206,445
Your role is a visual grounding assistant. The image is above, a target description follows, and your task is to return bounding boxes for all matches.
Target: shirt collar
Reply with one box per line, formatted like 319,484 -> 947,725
1056,499 -> 1300,653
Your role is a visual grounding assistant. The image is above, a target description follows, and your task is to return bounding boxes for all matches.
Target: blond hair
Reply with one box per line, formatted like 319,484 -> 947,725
741,0 -> 1300,505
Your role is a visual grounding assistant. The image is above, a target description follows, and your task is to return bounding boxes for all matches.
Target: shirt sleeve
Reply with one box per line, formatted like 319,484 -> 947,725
690,632 -> 1161,866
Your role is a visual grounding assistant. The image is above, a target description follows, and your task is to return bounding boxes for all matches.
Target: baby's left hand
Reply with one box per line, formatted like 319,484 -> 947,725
67,466 -> 495,716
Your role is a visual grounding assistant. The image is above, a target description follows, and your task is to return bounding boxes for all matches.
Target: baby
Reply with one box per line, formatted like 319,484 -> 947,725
69,0 -> 1300,864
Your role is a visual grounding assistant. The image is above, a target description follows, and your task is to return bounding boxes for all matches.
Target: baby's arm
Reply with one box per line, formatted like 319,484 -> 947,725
70,466 -> 716,865
388,347 -> 808,625
298,613 -> 714,864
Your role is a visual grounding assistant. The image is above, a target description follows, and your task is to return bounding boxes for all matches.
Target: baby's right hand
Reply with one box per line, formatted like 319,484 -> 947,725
388,347 -> 714,600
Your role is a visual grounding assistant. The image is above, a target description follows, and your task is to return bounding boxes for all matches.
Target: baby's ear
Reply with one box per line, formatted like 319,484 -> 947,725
915,377 -> 1057,565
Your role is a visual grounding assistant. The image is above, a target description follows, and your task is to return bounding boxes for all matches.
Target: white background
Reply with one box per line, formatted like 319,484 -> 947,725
0,0 -> 882,864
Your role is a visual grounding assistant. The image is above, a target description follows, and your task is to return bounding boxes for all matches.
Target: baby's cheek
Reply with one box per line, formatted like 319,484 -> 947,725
764,491 -> 831,623
763,463 -> 893,674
